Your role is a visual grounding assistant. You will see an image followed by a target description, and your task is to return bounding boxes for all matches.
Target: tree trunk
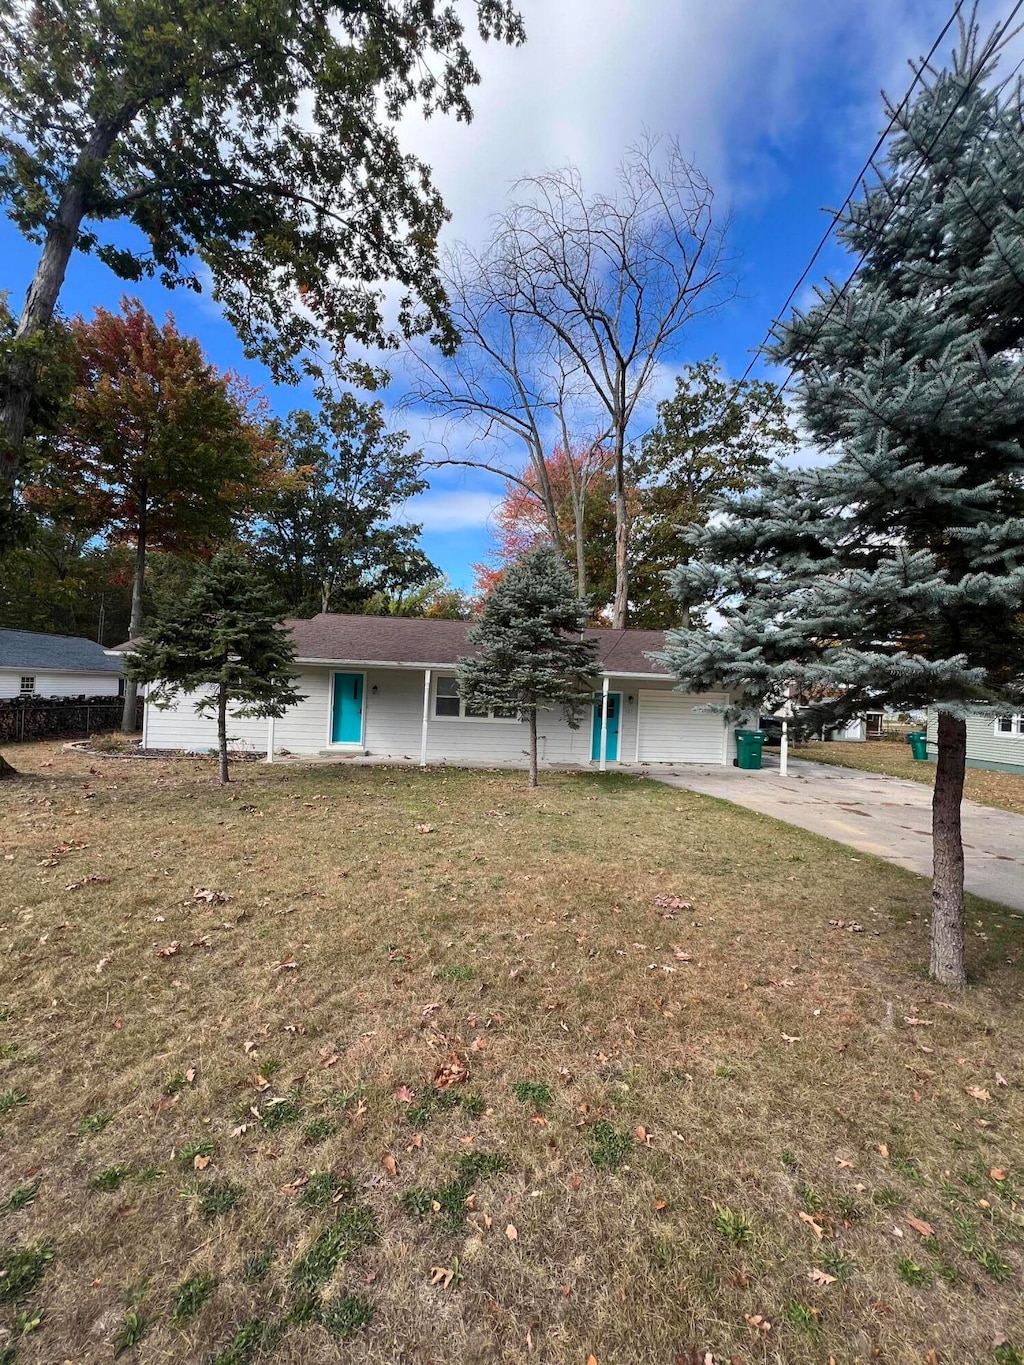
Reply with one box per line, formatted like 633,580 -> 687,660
611,418 -> 628,628
1,114 -> 131,497
528,709 -> 538,787
930,712 -> 967,986
0,753 -> 18,779
121,505 -> 147,733
217,683 -> 230,785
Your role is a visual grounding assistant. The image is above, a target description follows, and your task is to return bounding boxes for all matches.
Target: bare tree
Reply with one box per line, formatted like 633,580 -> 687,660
406,136 -> 731,625
498,137 -> 732,626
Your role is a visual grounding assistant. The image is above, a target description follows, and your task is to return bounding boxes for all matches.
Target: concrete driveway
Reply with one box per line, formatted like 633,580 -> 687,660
633,755 -> 1024,911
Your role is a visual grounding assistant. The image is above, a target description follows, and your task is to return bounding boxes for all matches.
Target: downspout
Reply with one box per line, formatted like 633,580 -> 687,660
265,714 -> 276,764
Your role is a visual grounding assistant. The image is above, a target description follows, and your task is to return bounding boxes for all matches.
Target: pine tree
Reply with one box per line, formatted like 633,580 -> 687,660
125,546 -> 304,784
657,22 -> 1024,986
458,545 -> 600,787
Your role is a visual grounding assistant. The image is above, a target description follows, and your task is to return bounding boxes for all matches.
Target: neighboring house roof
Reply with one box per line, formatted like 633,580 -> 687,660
111,613 -> 672,676
284,614 -> 672,676
0,628 -> 123,675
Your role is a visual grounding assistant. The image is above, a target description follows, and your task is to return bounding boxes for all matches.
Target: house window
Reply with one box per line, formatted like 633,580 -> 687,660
995,715 -> 1024,736
433,675 -> 518,722
434,676 -> 461,717
19,676 -> 35,695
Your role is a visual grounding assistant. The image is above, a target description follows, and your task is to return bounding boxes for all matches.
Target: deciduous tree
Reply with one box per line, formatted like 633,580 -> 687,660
125,545 -> 304,784
255,392 -> 436,616
26,298 -> 279,730
0,0 -> 525,507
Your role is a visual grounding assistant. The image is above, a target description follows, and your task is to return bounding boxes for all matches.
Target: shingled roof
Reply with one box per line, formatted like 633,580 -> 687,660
285,614 -> 671,675
0,628 -> 123,675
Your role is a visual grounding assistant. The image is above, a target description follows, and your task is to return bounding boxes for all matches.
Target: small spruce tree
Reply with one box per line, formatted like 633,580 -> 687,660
458,545 -> 600,786
125,546 -> 304,784
657,22 -> 1024,985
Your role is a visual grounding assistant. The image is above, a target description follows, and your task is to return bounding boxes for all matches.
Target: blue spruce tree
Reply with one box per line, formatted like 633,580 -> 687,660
657,21 -> 1024,985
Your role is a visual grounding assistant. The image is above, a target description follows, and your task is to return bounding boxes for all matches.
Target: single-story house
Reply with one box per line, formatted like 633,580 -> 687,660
925,710 -> 1024,773
0,628 -> 123,699
125,614 -> 742,768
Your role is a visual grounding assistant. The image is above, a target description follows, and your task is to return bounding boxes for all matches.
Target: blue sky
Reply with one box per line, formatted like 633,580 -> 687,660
4,0 -> 1020,590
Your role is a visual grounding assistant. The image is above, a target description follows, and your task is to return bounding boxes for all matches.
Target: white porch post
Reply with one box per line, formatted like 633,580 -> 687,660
265,714 -> 276,764
599,674 -> 610,773
420,668 -> 432,767
780,717 -> 788,777
140,686 -> 150,750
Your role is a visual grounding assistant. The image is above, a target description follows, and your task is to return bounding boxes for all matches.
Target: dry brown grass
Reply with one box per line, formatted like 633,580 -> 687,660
1,740 -> 1022,1365
793,740 -> 1024,816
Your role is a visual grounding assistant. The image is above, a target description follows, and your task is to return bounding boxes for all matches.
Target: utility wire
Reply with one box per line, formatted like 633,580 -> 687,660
633,0 -> 1022,452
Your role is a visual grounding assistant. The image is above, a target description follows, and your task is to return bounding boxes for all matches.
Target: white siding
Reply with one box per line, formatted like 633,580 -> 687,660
142,666 -> 730,766
0,669 -> 121,699
927,710 -> 1024,772
636,690 -> 728,763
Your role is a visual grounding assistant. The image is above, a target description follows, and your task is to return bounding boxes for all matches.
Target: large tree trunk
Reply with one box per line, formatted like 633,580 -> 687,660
0,754 -> 18,779
930,712 -> 967,986
611,417 -> 629,628
217,684 -> 230,785
1,115 -> 130,498
527,709 -> 538,788
121,506 -> 147,733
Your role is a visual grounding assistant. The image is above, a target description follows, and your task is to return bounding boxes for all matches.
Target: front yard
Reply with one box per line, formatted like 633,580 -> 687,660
1,742 -> 1022,1365
792,740 -> 1024,816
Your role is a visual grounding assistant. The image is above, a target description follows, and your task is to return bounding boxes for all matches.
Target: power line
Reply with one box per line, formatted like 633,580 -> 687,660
634,0 -> 1022,451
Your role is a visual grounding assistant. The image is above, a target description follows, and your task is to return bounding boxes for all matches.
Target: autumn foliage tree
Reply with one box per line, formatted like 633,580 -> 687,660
474,445 -> 617,615
26,298 -> 280,730
0,0 -> 524,515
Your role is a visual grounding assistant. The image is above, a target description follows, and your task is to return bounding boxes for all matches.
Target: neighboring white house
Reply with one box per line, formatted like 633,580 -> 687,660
119,614 -> 741,768
925,710 -> 1024,773
0,628 -> 123,699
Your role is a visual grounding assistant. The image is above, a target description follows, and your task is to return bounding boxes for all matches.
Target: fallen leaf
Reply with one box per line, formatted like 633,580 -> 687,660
394,1085 -> 415,1104
433,1055 -> 469,1088
415,824 -> 435,834
989,1168 -> 1007,1182
185,1066 -> 197,1085
654,1198 -> 667,1211
192,887 -> 229,904
798,1211 -> 825,1239
672,947 -> 692,961
835,1158 -> 855,1169
995,1072 -> 1008,1087
193,1154 -> 210,1171
382,1154 -> 398,1178
505,1222 -> 518,1241
429,1265 -> 454,1289
965,1086 -> 991,1102
808,1268 -> 837,1286
878,1143 -> 890,1159
745,1314 -> 772,1333
586,1356 -> 597,1365
653,896 -> 692,910
635,1125 -> 651,1144
781,1033 -> 801,1044
156,941 -> 181,958
272,954 -> 299,972
906,1216 -> 934,1237
904,1017 -> 933,1026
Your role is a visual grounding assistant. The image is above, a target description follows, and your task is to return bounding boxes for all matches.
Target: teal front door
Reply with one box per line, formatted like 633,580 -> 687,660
591,692 -> 621,762
331,672 -> 364,744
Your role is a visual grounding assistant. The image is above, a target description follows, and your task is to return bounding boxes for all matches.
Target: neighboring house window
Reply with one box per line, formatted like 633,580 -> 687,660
995,715 -> 1024,736
433,674 -> 518,721
19,676 -> 35,695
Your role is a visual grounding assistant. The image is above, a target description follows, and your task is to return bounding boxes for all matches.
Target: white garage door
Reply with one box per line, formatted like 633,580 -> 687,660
636,690 -> 727,764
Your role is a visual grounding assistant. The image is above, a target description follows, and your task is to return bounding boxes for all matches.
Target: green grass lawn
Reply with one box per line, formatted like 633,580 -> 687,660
1,740 -> 1022,1365
793,740 -> 1024,816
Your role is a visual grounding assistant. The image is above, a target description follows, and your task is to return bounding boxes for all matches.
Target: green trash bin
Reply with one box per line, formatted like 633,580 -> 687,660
734,729 -> 765,770
907,731 -> 928,761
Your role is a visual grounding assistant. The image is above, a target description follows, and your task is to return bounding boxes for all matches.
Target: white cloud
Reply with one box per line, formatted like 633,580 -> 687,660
397,489 -> 503,532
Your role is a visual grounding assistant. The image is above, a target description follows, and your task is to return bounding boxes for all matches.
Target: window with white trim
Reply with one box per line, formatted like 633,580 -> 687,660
433,674 -> 518,721
19,676 -> 35,695
995,715 -> 1024,736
